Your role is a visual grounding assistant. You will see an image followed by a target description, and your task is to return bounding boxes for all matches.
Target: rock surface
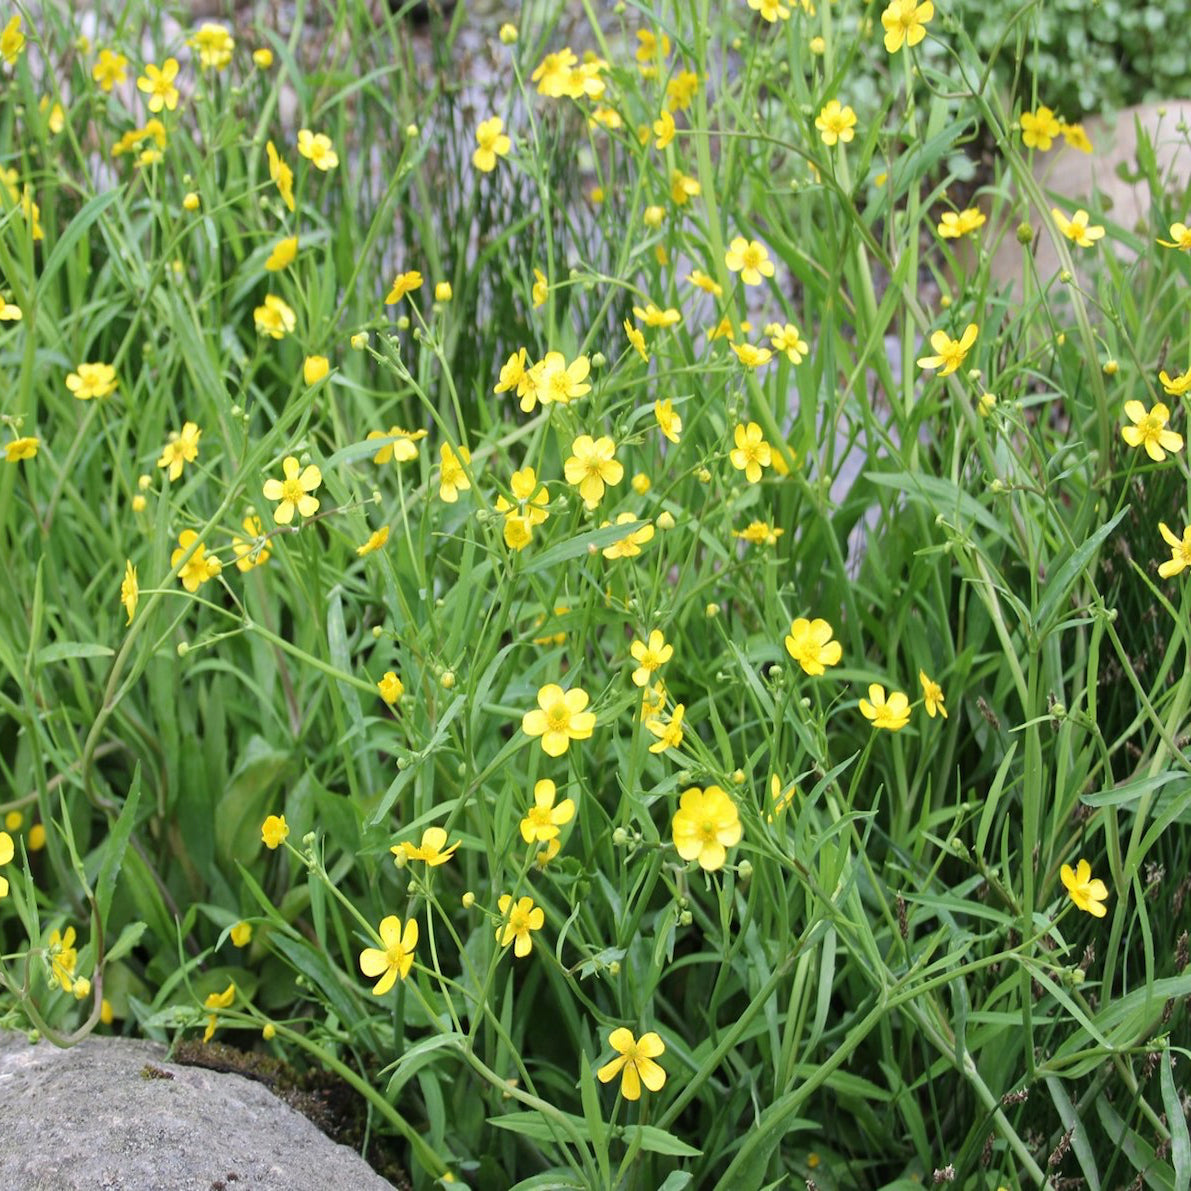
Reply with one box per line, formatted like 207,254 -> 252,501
0,1031 -> 395,1191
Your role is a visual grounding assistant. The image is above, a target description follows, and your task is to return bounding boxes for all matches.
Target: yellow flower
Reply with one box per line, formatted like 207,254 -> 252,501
646,702 -> 685,753
254,293 -> 296,339
633,303 -> 681,328
725,236 -> 775,286
120,561 -> 138,625
265,235 -> 298,271
378,671 -> 404,704
5,436 -> 38,462
137,59 -> 181,113
66,362 -> 118,400
532,268 -> 549,308
261,814 -> 289,849
531,47 -> 578,97
182,191 -> 200,211
499,23 -> 518,45
495,466 -> 549,550
394,826 -> 460,866
631,630 -> 673,687
652,110 -> 676,150
385,270 -> 423,304
668,71 -> 700,113
1158,523 -> 1191,579
171,530 -> 222,592
520,779 -> 575,844
368,425 -> 428,464
671,785 -> 742,871
0,292 -> 20,320
522,683 -> 596,757
1,16 -> 25,66
636,28 -> 670,67
266,140 -> 295,212
1121,401 -> 1183,462
919,670 -> 947,718
936,208 -> 986,239
784,617 -> 842,675
1159,367 -> 1191,396
253,48 -> 274,69
359,916 -> 418,994
39,98 -> 65,135
768,773 -> 797,819
92,48 -> 129,91
624,320 -> 649,363
731,342 -> 773,369
601,513 -> 655,560
230,921 -> 253,947
686,269 -> 722,296
189,23 -> 235,71
748,0 -> 791,20
297,128 -> 338,170
438,443 -> 471,503
654,399 -> 682,444
157,421 -> 202,481
356,525 -> 390,556
303,355 -> 330,386
767,322 -> 809,364
1020,105 -> 1061,151
496,895 -> 544,958
597,1028 -> 667,1101
916,323 -> 978,375
495,348 -> 534,407
0,830 -> 13,899
564,435 -> 622,508
1157,221 -> 1191,251
473,116 -> 511,172
202,981 -> 235,1041
734,520 -> 784,546
881,0 -> 933,52
232,515 -> 271,571
589,105 -> 622,131
859,683 -> 911,731
1060,122 -> 1093,153
815,99 -> 857,146
1052,207 -> 1104,248
46,926 -> 78,992
435,280 -> 452,302
533,351 -> 591,407
730,422 -> 772,483
262,455 -> 322,523
1060,859 -> 1108,918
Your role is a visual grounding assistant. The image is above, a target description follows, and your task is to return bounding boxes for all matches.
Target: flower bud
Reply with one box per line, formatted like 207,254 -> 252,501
498,23 -> 518,44
462,891 -> 475,908
590,352 -> 606,369
656,510 -> 675,530
1016,222 -> 1033,244
262,1022 -> 276,1040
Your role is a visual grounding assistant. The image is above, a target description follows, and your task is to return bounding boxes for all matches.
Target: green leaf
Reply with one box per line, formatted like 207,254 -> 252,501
1160,1043 -> 1190,1191
97,765 -> 142,927
36,641 -> 115,666
621,1124 -> 702,1158
1032,506 -> 1128,635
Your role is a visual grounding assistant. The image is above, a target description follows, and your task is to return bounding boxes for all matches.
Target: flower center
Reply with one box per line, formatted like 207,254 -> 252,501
699,819 -> 717,842
281,477 -> 305,504
546,702 -> 570,730
529,806 -> 552,828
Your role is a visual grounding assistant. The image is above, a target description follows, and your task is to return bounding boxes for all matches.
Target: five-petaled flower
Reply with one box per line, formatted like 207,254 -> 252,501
1158,523 -> 1191,578
438,443 -> 471,503
93,49 -> 129,91
631,630 -> 673,687
859,683 -> 911,731
597,1028 -> 667,1100
564,435 -> 622,508
785,617 -> 842,675
1121,401 -> 1183,462
189,23 -> 234,70
646,703 -> 685,753
67,362 -> 119,400
672,785 -> 742,871
816,100 -> 857,146
1020,106 -> 1061,151
496,894 -> 544,957
654,399 -> 682,443
917,323 -> 978,375
254,294 -> 296,339
519,779 -> 575,844
48,926 -> 78,992
1052,207 -> 1104,248
919,670 -> 947,718
378,671 -> 404,704
0,830 -> 13,899
203,981 -> 235,1042
937,208 -> 986,239
473,116 -> 511,172
881,0 -> 933,53
5,436 -> 38,462
121,561 -> 138,625
1157,221 -> 1191,251
1060,859 -> 1108,918
261,814 -> 289,849
522,684 -> 596,756
359,916 -> 418,994
263,455 -> 322,523
730,422 -> 772,483
385,270 -> 423,304
137,59 -> 180,113
171,530 -> 222,592
298,128 -> 338,170
157,421 -> 201,481
394,827 -> 460,866
725,237 -> 775,286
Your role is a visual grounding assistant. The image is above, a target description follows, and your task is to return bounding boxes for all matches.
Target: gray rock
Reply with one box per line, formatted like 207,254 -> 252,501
0,1031 -> 396,1191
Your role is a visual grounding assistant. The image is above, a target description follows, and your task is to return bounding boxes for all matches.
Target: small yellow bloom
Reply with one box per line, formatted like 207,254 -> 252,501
1157,221 -> 1191,251
881,0 -> 933,53
263,455 -> 322,523
0,832 -> 12,899
254,294 -> 296,339
725,237 -> 775,286
266,140 -> 295,212
182,191 -> 200,211
624,320 -> 649,363
171,530 -> 222,593
859,683 -> 911,731
784,617 -> 842,676
435,281 -> 453,302
473,116 -> 511,172
1158,522 -> 1191,579
1052,207 -> 1105,248
356,525 -> 390,557
499,23 -> 518,44
93,49 -> 129,91
368,426 -> 428,464
730,422 -> 772,483
936,208 -> 986,239
230,922 -> 253,947
532,268 -> 548,308
232,515 -> 271,572
520,779 -> 575,844
522,684 -> 596,757
261,814 -> 289,849
597,1028 -> 667,1101
564,435 -> 622,508
767,322 -> 809,364
919,670 -> 947,718
1159,367 -> 1191,397
646,702 -> 685,753
686,269 -> 722,296
1121,401 -> 1183,462
654,399 -> 682,444
815,100 -> 857,146
601,512 -> 655,560
5,436 -> 37,462
66,362 -> 118,400
731,342 -> 773,369
303,355 -> 330,386
1020,105 -> 1061,151
137,59 -> 180,113
496,894 -> 544,958
385,270 -> 423,304
359,916 -> 418,994
157,421 -> 202,481
297,128 -> 338,170
734,520 -> 784,546
265,236 -> 298,271
1060,859 -> 1108,918
394,826 -> 460,866
671,785 -> 741,871
749,0 -> 792,20
917,323 -> 978,375
378,671 -> 404,705
253,48 -> 274,69
438,443 -> 471,503
1060,122 -> 1093,153
120,561 -> 138,625
189,23 -> 235,70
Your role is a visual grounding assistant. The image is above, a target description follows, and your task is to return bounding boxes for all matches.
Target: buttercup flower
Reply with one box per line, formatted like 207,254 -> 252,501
263,455 -> 322,523
303,355 -> 330,386
495,466 -> 549,549
473,116 -> 511,172
749,0 -> 791,21
356,525 -> 389,556
522,684 -> 596,756
1121,401 -> 1183,462
671,785 -> 742,871
5,437 -> 37,462
137,59 -> 180,113
261,814 -> 289,849
767,322 -> 809,364
532,268 -> 548,307
0,293 -> 20,320
597,1028 -> 667,1100
633,303 -> 681,328
730,422 -> 772,483
1060,859 -> 1108,918
731,342 -> 773,369
93,49 -> 129,90
784,617 -> 842,675
816,100 -> 857,146
232,515 -> 271,571
438,443 -> 471,503
687,269 -> 722,296
172,530 -> 222,592
859,683 -> 911,731
565,435 -> 622,508
254,294 -> 296,339
359,916 -> 418,994
533,351 -> 591,407
230,922 -> 252,947
917,323 -> 978,375
601,513 -> 654,559
725,237 -> 775,286
1158,523 -> 1191,578
881,0 -> 933,53
298,128 -> 338,170
670,168 -> 700,204
157,421 -> 201,481
646,702 -> 685,753
378,671 -> 404,704
1020,106 -> 1061,151
531,47 -> 578,97
654,399 -> 682,444
937,208 -> 986,239
368,426 -> 427,464
1,16 -> 25,65
1157,221 -> 1191,251
1052,207 -> 1104,248
0,830 -> 12,898
203,982 -> 235,1042
266,140 -> 295,211
496,894 -> 544,958
121,561 -> 138,625
735,520 -> 784,546
253,48 -> 273,69
769,773 -> 797,819
265,236 -> 298,271
67,362 -> 118,400
520,779 -> 575,844
919,670 -> 947,718
624,320 -> 649,362
189,23 -> 234,70
631,630 -> 673,687
395,827 -> 460,866
385,270 -> 423,304
1060,121 -> 1093,153
1159,368 -> 1191,396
